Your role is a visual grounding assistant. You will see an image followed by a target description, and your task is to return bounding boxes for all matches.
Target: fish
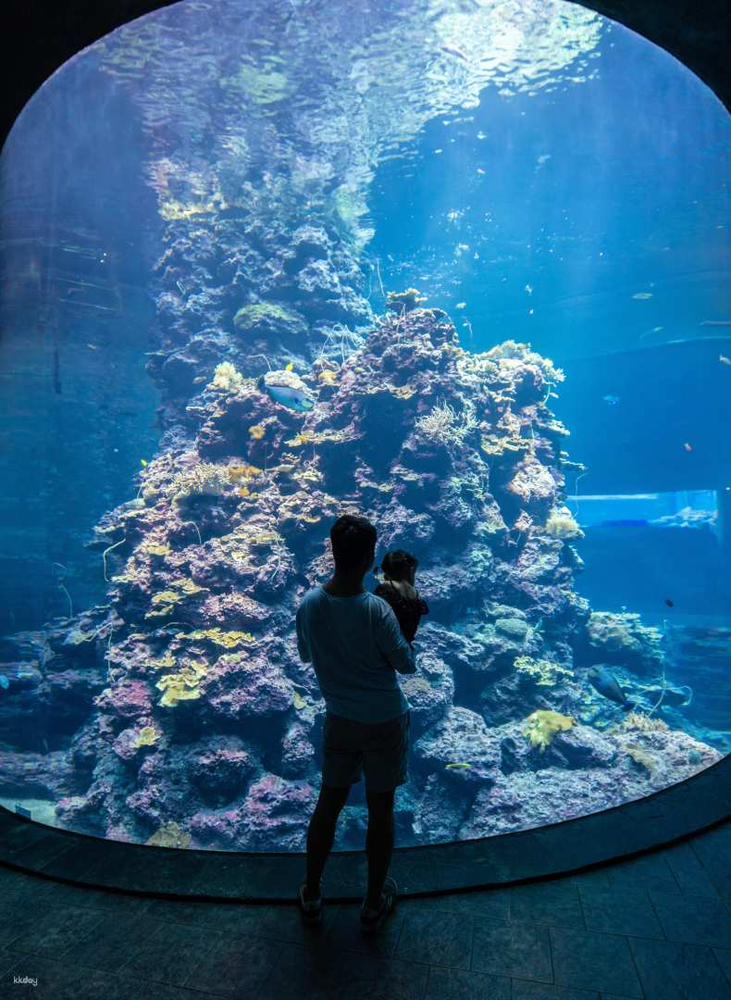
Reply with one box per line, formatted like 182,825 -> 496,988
285,361 -> 294,371
720,355 -> 731,365
683,442 -> 693,452
525,284 -> 533,295
455,302 -> 466,309
632,292 -> 653,300
602,395 -> 620,405
445,762 -> 472,769
665,598 -> 674,607
293,691 -> 306,710
587,666 -> 633,709
0,674 -> 9,689
266,384 -> 314,412
440,43 -> 469,62
701,320 -> 731,326
249,425 -> 265,440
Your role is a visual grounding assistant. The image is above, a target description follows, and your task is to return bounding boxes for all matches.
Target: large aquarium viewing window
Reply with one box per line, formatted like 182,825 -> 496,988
0,0 -> 728,853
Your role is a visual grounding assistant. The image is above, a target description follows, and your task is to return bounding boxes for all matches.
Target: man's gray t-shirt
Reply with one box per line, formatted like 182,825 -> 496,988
295,586 -> 417,724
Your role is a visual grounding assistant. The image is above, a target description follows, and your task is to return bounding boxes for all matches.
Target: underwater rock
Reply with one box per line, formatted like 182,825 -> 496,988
499,721 -> 617,772
413,706 -> 502,786
411,770 -> 475,842
577,611 -> 665,676
0,750 -> 76,798
7,288 -> 716,851
188,736 -> 256,804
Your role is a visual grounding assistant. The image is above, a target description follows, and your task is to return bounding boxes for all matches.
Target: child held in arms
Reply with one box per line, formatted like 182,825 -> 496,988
374,550 -> 429,644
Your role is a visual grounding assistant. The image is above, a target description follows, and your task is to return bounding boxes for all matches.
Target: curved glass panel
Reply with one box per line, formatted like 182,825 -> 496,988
0,0 -> 728,851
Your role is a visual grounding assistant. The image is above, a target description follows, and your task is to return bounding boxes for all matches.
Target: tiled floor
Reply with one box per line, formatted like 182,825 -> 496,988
0,819 -> 729,999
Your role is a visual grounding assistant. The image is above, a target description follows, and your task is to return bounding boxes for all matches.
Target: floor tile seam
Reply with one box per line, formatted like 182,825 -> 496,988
707,947 -> 731,988
555,927 -> 646,1000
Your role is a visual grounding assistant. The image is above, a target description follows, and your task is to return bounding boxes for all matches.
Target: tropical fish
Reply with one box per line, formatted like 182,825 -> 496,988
249,425 -> 265,440
632,292 -> 653,300
293,691 -> 306,710
602,395 -> 620,405
701,320 -> 731,326
440,43 -> 469,62
587,666 -> 632,709
285,361 -> 294,371
525,284 -> 533,295
683,442 -> 693,452
0,674 -> 9,690
266,384 -> 314,412
445,762 -> 472,769
719,355 -> 731,366
455,302 -> 466,309
665,598 -> 674,607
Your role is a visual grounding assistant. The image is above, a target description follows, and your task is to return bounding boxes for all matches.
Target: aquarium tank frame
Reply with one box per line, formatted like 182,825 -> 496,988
0,0 -> 728,899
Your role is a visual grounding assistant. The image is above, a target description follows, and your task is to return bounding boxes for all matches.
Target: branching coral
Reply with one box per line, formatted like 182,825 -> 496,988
415,399 -> 477,448
619,712 -> 669,733
173,463 -> 233,502
544,508 -> 583,539
514,656 -> 574,686
521,709 -> 575,751
210,361 -> 246,392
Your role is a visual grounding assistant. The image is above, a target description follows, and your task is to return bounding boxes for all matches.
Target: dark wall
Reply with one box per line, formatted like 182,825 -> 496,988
0,0 -> 730,158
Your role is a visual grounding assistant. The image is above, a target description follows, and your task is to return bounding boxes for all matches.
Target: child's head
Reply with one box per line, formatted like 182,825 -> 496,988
380,549 -> 418,583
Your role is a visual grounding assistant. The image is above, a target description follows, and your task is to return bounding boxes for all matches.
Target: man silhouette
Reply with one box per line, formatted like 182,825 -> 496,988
295,514 -> 416,932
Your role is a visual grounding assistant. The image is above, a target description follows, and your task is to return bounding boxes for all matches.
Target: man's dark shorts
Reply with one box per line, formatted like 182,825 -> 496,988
322,709 -> 410,793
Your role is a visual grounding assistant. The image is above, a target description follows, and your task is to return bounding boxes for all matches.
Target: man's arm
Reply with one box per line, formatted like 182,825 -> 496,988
295,605 -> 311,663
375,603 -> 417,674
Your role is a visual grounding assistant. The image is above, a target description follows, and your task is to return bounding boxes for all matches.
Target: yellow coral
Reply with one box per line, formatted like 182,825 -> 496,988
521,710 -> 575,751
134,725 -> 161,747
249,424 -> 266,440
145,821 -> 192,849
286,432 -> 313,447
143,543 -> 171,557
624,743 -> 656,773
515,657 -> 574,686
227,463 -> 263,481
156,659 -> 209,707
318,369 -> 337,384
148,652 -> 175,671
182,628 -> 254,648
211,361 -> 245,392
151,591 -> 183,606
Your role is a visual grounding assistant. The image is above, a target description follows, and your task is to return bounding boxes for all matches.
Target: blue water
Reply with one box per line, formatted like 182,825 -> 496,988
0,0 -> 729,848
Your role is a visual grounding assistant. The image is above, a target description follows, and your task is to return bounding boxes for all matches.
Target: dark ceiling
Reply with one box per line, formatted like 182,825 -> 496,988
1,0 -> 729,155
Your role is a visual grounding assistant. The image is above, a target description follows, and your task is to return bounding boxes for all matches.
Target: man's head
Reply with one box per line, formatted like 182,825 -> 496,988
330,514 -> 377,575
